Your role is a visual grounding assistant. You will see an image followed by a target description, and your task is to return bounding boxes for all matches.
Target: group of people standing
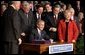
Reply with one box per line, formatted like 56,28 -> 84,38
1,1 -> 84,54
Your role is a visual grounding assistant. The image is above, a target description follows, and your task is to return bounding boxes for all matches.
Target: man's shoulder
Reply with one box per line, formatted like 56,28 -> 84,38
18,9 -> 24,14
41,30 -> 47,34
32,29 -> 37,32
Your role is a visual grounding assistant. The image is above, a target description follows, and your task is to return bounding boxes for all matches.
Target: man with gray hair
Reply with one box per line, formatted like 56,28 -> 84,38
2,1 -> 21,54
19,1 -> 35,43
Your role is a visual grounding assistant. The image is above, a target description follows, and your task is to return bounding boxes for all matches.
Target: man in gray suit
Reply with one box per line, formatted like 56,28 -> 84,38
18,1 -> 35,43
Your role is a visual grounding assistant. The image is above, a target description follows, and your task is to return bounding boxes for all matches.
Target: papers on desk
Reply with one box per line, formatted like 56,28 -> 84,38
49,43 -> 73,54
32,40 -> 51,44
32,40 -> 45,44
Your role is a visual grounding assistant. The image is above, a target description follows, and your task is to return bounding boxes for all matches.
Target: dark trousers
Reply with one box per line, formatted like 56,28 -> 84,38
3,42 -> 19,54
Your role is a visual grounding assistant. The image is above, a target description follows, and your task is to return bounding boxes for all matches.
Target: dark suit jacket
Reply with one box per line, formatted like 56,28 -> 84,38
43,12 -> 62,41
44,12 -> 61,30
19,9 -> 35,34
29,29 -> 49,42
33,11 -> 45,27
73,16 -> 80,30
2,6 -> 21,42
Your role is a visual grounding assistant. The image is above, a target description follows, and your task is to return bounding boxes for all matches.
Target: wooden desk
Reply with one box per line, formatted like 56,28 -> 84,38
19,43 -> 75,54
19,42 -> 60,54
19,43 -> 51,54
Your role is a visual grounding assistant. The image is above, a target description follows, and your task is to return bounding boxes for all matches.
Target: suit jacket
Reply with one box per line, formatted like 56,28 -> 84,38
2,6 -> 21,42
29,29 -> 49,42
43,12 -> 62,41
33,11 -> 45,27
19,9 -> 35,34
73,16 -> 80,31
44,12 -> 61,30
58,19 -> 79,43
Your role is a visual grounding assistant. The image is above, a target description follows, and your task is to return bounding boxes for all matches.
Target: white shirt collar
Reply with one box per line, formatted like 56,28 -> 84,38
54,14 -> 58,19
10,5 -> 17,10
37,28 -> 41,36
71,16 -> 74,20
37,28 -> 41,33
36,13 -> 41,19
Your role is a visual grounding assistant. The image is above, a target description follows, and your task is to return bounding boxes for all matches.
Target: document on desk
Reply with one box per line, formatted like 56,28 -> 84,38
32,40 -> 45,44
32,40 -> 51,44
49,43 -> 73,54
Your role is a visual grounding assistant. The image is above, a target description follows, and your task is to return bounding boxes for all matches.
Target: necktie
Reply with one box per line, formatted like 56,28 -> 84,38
25,13 -> 28,25
38,14 -> 41,20
38,30 -> 42,40
39,30 -> 41,37
26,13 -> 28,18
54,15 -> 57,24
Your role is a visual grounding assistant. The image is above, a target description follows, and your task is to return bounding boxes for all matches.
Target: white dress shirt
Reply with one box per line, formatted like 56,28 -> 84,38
36,13 -> 41,19
37,28 -> 41,37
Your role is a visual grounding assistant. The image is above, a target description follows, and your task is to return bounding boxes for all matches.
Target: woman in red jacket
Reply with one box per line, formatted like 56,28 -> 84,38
58,10 -> 79,43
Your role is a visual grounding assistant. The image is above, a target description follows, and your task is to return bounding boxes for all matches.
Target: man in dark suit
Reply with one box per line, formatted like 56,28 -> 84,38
29,20 -> 50,43
18,1 -> 35,43
44,5 -> 61,42
33,4 -> 45,27
2,1 -> 22,54
43,2 -> 52,20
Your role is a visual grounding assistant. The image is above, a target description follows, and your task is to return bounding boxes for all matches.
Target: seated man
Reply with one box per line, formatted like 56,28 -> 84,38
29,20 -> 52,43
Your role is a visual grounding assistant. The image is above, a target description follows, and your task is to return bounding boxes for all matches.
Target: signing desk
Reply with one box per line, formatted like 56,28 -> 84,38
20,43 -> 51,54
19,42 -> 74,54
